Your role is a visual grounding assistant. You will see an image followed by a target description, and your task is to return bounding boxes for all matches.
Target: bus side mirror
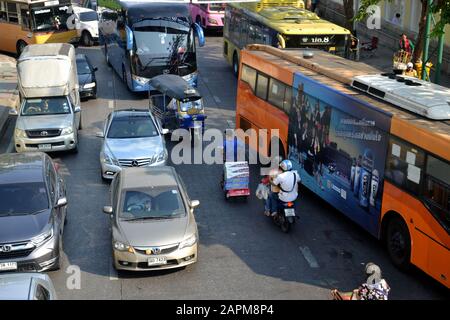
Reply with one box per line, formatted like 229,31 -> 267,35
125,25 -> 133,51
193,23 -> 205,47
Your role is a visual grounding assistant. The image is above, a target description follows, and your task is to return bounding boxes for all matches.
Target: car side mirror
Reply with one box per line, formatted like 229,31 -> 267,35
74,106 -> 81,113
96,132 -> 104,138
93,67 -> 98,72
9,108 -> 18,116
56,197 -> 67,208
190,200 -> 200,209
103,206 -> 113,214
161,128 -> 169,135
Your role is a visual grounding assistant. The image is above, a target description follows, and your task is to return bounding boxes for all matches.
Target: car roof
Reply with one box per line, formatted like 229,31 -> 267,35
0,153 -> 46,185
0,273 -> 47,300
120,166 -> 179,189
111,109 -> 152,119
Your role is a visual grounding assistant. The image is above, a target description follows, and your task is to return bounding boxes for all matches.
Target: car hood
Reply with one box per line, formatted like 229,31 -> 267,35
0,210 -> 51,243
78,73 -> 94,87
105,137 -> 164,160
118,216 -> 188,247
17,114 -> 73,130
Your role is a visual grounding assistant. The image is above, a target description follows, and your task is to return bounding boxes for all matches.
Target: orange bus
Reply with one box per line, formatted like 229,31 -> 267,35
0,0 -> 78,55
236,44 -> 450,288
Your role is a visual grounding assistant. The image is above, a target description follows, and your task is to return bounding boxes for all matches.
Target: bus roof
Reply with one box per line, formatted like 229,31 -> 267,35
241,45 -> 450,159
230,2 -> 350,35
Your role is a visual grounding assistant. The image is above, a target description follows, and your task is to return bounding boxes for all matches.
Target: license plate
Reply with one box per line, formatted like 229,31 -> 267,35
284,208 -> 296,217
0,262 -> 17,271
38,144 -> 51,150
148,256 -> 167,266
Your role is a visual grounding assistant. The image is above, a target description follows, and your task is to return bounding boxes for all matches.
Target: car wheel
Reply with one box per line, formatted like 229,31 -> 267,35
386,216 -> 411,270
82,31 -> 94,47
16,40 -> 27,57
232,52 -> 239,78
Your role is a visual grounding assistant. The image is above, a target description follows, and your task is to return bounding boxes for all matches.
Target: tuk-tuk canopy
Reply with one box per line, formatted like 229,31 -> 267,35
150,74 -> 202,103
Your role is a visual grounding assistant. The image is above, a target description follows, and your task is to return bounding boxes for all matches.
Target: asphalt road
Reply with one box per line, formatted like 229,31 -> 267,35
42,36 -> 448,299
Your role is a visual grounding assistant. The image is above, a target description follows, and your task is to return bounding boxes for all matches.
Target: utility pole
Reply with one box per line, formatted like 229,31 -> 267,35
422,0 -> 432,80
434,20 -> 445,84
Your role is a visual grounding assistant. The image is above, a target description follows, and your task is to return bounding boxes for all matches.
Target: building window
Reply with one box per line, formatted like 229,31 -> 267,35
255,73 -> 268,101
384,136 -> 425,195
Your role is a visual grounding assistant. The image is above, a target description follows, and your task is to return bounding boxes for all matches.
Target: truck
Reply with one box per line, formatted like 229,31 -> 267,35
14,43 -> 82,153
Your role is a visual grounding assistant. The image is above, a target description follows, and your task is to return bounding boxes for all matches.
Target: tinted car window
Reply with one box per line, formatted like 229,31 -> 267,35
120,187 -> 185,219
79,11 -> 98,22
76,58 -> 91,74
107,115 -> 158,139
0,182 -> 49,216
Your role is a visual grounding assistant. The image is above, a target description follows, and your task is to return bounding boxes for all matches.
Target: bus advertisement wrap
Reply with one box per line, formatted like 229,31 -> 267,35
288,73 -> 392,236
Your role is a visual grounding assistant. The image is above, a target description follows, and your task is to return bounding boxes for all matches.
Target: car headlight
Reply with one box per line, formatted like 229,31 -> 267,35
114,241 -> 134,253
31,228 -> 54,247
61,126 -> 73,135
207,18 -> 218,25
102,150 -> 119,166
179,234 -> 197,249
131,74 -> 149,85
83,82 -> 96,89
156,150 -> 167,162
15,128 -> 27,138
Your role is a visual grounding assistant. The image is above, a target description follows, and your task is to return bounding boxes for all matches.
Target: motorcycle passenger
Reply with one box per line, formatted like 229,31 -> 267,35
269,160 -> 301,217
260,156 -> 283,216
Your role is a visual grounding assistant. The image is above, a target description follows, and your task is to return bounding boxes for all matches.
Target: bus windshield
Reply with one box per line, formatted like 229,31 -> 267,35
209,3 -> 225,12
31,5 -> 72,32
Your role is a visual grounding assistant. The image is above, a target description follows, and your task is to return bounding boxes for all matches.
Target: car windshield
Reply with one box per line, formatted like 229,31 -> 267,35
180,99 -> 203,112
21,97 -> 71,116
120,187 -> 185,219
107,115 -> 158,139
0,182 -> 49,216
79,11 -> 98,22
77,59 -> 91,74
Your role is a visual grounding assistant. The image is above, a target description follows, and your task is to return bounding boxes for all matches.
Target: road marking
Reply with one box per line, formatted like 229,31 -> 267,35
109,256 -> 118,281
213,95 -> 221,104
108,81 -> 113,88
202,77 -> 208,83
108,100 -> 114,109
299,246 -> 320,268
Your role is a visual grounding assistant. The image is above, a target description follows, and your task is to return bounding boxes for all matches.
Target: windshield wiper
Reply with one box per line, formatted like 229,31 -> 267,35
122,216 -> 171,221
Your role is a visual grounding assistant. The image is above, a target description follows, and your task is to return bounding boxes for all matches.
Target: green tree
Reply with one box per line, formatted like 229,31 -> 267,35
351,0 -> 449,63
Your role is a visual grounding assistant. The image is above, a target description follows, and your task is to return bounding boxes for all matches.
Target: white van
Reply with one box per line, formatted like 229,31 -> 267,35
14,43 -> 82,153
73,6 -> 99,46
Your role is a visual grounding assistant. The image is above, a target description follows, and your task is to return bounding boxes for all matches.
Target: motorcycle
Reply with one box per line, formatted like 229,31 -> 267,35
271,200 -> 298,233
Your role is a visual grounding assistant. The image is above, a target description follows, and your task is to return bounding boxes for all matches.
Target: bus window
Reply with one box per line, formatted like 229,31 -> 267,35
268,78 -> 286,110
241,65 -> 256,92
239,18 -> 248,47
7,2 -> 18,24
20,8 -> 30,29
424,155 -> 450,232
283,86 -> 292,114
385,137 -> 425,195
0,1 -> 6,22
255,74 -> 268,100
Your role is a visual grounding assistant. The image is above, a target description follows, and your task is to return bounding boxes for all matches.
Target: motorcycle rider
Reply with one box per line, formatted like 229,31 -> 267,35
269,159 -> 301,217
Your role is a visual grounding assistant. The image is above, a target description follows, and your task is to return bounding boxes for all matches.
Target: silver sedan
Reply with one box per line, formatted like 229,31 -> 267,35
97,109 -> 169,180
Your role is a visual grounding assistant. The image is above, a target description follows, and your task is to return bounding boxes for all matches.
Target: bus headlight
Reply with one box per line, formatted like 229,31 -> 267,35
207,18 -> 218,25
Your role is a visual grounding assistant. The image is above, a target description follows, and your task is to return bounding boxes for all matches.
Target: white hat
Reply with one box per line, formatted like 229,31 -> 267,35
407,62 -> 413,68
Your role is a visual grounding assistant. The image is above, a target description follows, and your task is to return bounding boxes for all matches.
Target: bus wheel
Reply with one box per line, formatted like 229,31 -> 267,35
232,52 -> 239,78
16,40 -> 27,57
386,216 -> 411,270
82,31 -> 94,47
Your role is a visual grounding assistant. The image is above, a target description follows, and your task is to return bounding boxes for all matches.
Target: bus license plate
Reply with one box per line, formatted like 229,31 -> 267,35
284,209 -> 296,217
38,144 -> 51,150
148,257 -> 167,266
0,262 -> 17,271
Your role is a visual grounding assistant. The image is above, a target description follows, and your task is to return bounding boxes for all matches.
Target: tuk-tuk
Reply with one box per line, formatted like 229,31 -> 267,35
149,74 -> 206,142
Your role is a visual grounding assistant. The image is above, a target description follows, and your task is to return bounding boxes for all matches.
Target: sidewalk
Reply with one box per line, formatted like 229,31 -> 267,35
357,34 -> 450,88
0,53 -> 19,153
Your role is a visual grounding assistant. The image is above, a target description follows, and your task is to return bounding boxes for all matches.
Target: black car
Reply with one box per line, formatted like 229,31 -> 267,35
0,152 -> 67,272
76,54 -> 98,99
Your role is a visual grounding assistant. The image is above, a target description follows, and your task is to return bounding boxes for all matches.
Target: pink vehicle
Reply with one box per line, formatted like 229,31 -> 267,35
190,2 -> 226,31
